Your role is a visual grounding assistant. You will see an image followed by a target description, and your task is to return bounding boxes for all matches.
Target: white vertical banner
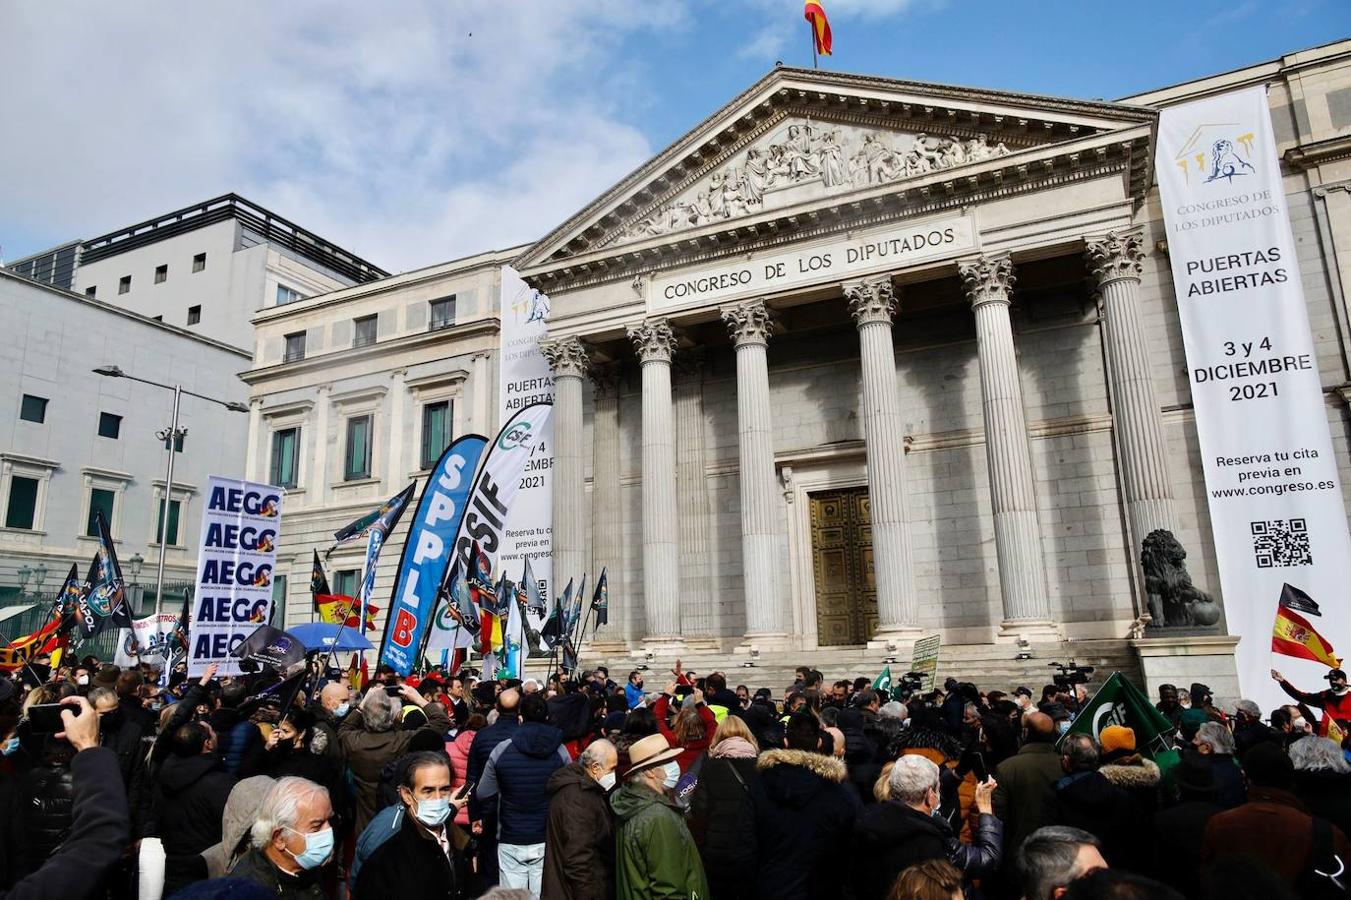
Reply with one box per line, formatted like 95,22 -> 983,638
496,266 -> 555,646
1157,86 -> 1351,711
187,476 -> 285,676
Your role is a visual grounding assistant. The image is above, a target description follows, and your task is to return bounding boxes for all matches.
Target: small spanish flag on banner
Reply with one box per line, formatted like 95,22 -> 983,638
804,0 -> 832,56
1273,586 -> 1341,669
1324,713 -> 1347,745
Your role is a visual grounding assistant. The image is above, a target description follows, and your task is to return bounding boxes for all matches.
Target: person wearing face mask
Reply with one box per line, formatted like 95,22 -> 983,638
541,739 -> 618,900
230,775 -> 333,898
259,708 -> 344,816
350,752 -> 467,899
611,732 -> 708,900
309,681 -> 350,767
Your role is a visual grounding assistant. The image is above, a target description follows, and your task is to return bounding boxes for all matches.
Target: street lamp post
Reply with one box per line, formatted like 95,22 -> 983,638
93,366 -> 249,616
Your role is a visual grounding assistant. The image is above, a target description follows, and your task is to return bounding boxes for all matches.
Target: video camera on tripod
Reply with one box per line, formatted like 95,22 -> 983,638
1048,660 -> 1094,691
895,671 -> 926,697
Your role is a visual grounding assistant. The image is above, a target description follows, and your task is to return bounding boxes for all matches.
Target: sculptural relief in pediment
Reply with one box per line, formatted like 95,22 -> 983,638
611,121 -> 1012,246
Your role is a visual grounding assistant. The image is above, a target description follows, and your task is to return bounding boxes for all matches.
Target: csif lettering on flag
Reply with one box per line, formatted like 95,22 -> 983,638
379,434 -> 488,675
188,476 -> 285,676
1156,87 -> 1351,712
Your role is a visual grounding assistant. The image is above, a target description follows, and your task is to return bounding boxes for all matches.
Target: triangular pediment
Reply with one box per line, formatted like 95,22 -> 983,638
515,67 -> 1156,284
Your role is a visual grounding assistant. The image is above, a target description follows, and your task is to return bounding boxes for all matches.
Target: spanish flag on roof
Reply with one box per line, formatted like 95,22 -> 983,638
1273,585 -> 1341,669
804,1 -> 832,56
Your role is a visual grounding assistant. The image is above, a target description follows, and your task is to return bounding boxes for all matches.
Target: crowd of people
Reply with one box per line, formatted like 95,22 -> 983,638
0,651 -> 1348,900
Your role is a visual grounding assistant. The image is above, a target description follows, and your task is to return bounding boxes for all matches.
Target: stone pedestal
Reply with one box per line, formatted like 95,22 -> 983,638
1131,634 -> 1243,703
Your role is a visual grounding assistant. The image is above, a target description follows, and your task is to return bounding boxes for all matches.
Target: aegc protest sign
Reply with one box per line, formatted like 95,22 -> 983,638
188,476 -> 284,676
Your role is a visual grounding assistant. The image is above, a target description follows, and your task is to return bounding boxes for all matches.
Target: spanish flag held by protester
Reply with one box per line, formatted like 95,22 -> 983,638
1272,583 -> 1341,669
804,0 -> 832,56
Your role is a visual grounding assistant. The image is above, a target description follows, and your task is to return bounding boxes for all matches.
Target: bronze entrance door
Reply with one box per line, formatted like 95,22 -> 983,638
810,486 -> 878,646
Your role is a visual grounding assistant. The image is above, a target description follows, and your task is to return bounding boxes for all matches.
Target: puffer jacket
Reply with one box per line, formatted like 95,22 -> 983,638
480,721 -> 571,845
541,763 -> 614,900
447,729 -> 476,827
851,799 -> 1002,900
753,748 -> 860,900
15,748 -> 78,879
611,779 -> 709,900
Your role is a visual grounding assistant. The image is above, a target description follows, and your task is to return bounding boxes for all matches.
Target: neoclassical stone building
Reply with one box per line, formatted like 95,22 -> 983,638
512,41 -> 1351,677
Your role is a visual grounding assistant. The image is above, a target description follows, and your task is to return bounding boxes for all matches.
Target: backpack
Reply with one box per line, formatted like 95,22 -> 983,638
1297,816 -> 1349,899
351,803 -> 404,886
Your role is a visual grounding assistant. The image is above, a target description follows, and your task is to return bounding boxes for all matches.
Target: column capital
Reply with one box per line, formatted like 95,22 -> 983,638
1085,229 -> 1146,286
844,277 -> 897,327
720,298 -> 775,347
626,318 -> 677,364
959,254 -> 1016,309
539,335 -> 590,378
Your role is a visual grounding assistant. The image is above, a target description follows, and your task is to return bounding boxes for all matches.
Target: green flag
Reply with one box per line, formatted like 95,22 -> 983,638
1061,672 -> 1175,759
872,666 -> 892,694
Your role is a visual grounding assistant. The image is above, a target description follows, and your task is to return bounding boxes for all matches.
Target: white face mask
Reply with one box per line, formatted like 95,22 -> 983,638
76,675 -> 89,686
597,770 -> 616,791
1293,717 -> 1307,731
661,762 -> 681,789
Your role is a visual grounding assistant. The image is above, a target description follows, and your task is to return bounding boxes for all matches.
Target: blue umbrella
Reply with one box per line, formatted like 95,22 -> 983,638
287,622 -> 374,653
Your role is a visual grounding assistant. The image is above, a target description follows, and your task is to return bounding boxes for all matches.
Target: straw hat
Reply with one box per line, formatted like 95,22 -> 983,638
625,733 -> 682,777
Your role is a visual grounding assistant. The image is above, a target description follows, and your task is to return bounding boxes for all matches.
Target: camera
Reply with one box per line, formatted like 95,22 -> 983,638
894,671 -> 925,697
1049,660 -> 1094,690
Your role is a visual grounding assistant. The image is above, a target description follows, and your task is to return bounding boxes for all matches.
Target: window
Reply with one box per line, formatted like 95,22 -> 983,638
155,498 -> 182,546
353,314 -> 377,348
98,412 -> 122,439
271,427 -> 300,488
187,305 -> 201,325
118,275 -> 131,294
344,415 -> 372,480
192,253 -> 206,272
429,295 -> 456,331
4,476 -> 38,530
283,332 -> 306,363
334,569 -> 358,598
19,394 -> 47,423
86,488 -> 115,537
85,286 -> 97,297
421,401 -> 452,469
154,264 -> 168,284
276,285 -> 303,306
270,575 -> 288,628
163,432 -> 185,452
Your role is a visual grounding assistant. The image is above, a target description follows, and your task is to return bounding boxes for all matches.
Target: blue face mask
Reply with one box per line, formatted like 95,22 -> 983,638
334,702 -> 350,718
661,762 -> 681,789
284,826 -> 333,870
415,797 -> 451,827
1,737 -> 19,756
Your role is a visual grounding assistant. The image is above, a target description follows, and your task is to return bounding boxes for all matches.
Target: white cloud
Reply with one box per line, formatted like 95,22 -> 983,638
0,2 -> 684,272
738,23 -> 794,62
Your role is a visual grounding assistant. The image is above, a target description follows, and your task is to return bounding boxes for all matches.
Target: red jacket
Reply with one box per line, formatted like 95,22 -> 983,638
1202,787 -> 1351,884
653,694 -> 716,773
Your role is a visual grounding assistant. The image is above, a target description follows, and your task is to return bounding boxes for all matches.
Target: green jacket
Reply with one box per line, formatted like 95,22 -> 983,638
611,780 -> 709,900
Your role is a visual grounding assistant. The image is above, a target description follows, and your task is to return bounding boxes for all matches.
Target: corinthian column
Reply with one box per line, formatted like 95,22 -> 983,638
721,299 -> 789,646
959,255 -> 1057,639
844,277 -> 920,642
626,319 -> 682,645
1086,230 -> 1179,554
539,336 -> 589,604
674,352 -> 717,647
588,365 -> 626,650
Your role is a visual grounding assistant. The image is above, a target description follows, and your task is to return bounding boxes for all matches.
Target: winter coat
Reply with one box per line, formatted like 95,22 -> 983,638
480,721 -> 570,845
211,708 -> 264,776
991,741 -> 1063,857
1151,799 -> 1222,897
687,752 -> 761,895
0,747 -> 129,900
258,743 -> 345,826
352,805 -> 460,900
1203,753 -> 1247,808
1099,756 -> 1161,818
1233,720 -> 1280,759
153,752 -> 238,894
852,799 -> 1003,900
653,695 -> 717,774
466,715 -> 520,822
1202,786 -> 1351,884
611,779 -> 709,900
548,692 -> 595,745
14,747 -> 78,880
624,683 -> 645,710
100,706 -> 154,837
228,847 -> 326,899
340,702 -> 452,835
541,763 -> 614,900
753,749 -> 861,900
447,729 -> 476,827
1043,770 -> 1146,870
309,705 -> 344,765
1292,768 -> 1351,842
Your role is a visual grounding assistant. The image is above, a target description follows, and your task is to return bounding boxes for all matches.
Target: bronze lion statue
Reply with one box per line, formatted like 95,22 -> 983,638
1142,529 -> 1221,627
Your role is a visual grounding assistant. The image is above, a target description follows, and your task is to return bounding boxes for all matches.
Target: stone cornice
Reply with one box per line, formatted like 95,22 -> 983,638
1084,229 -> 1146,285
1285,135 -> 1351,171
959,254 -> 1016,308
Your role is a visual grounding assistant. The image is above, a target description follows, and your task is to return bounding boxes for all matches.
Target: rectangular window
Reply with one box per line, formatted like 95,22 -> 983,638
193,253 -> 206,272
155,498 -> 182,545
334,569 -> 358,597
429,296 -> 456,331
420,401 -> 452,469
276,285 -> 303,306
187,305 -> 201,325
163,432 -> 185,452
19,394 -> 47,423
283,332 -> 306,363
86,488 -> 114,537
154,264 -> 168,284
4,476 -> 39,530
85,286 -> 97,297
344,415 -> 373,480
98,412 -> 122,439
270,427 -> 300,488
353,315 -> 377,348
118,275 -> 131,294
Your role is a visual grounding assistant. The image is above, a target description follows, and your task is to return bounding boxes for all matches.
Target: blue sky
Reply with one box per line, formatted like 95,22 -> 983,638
1,1 -> 1345,272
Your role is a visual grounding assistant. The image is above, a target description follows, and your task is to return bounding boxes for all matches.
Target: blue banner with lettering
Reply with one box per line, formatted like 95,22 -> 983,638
379,434 -> 488,675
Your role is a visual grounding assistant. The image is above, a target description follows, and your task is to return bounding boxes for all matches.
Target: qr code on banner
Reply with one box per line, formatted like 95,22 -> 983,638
1251,519 -> 1313,568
